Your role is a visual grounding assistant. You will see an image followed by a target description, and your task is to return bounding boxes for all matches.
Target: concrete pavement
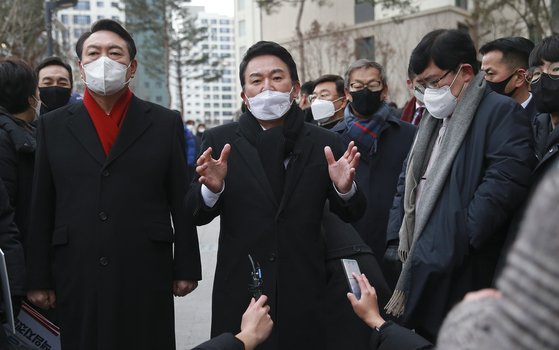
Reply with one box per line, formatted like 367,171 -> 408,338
175,217 -> 220,349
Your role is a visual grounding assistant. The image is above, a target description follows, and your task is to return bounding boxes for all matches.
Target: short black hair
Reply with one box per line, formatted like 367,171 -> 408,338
479,37 -> 534,69
407,61 -> 416,80
35,56 -> 73,88
76,19 -> 137,60
529,35 -> 559,68
313,74 -> 345,97
300,81 -> 315,95
0,58 -> 38,114
239,41 -> 299,89
410,29 -> 479,75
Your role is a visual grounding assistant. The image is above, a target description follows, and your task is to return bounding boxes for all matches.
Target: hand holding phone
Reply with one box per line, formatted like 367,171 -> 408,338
341,258 -> 361,299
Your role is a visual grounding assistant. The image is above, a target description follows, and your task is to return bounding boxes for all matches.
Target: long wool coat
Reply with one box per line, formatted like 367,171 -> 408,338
26,96 -> 201,350
188,110 -> 366,350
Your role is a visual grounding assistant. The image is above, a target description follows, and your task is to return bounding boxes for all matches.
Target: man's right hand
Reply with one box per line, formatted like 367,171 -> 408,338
196,144 -> 231,193
27,289 -> 56,310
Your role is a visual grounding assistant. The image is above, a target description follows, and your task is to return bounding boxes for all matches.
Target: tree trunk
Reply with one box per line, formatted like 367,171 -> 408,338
551,0 -> 559,34
295,0 -> 306,82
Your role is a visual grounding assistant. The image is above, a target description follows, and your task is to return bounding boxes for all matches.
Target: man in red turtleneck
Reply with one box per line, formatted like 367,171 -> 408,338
26,19 -> 201,350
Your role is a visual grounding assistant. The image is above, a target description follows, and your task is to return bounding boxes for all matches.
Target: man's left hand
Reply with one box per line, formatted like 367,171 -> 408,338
173,280 -> 198,296
325,141 -> 360,193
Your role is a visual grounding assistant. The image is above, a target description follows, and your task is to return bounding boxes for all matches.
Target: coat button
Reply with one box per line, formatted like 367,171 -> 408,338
102,170 -> 110,177
99,257 -> 109,266
268,253 -> 276,262
98,211 -> 108,221
352,246 -> 361,252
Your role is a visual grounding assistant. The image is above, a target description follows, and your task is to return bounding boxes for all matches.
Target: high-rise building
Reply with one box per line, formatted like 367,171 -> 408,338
179,8 -> 237,126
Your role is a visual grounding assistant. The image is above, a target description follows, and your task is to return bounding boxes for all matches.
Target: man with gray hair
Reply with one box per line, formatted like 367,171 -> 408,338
329,59 -> 416,288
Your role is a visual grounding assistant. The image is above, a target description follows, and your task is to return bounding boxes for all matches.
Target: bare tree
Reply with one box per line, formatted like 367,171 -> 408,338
256,0 -> 329,82
0,0 -> 48,65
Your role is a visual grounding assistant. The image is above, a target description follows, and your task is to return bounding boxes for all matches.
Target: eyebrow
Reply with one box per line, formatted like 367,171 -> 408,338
85,44 -> 125,51
351,78 -> 380,84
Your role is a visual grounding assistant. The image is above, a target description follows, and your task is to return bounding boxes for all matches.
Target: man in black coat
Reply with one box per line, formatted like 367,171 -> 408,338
480,37 -> 537,121
325,62 -> 416,289
385,29 -> 535,341
26,19 -> 201,350
188,41 -> 365,350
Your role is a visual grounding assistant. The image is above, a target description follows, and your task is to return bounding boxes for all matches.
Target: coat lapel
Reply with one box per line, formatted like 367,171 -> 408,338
104,96 -> 152,168
277,125 -> 313,217
67,103 -> 105,165
233,128 -> 279,207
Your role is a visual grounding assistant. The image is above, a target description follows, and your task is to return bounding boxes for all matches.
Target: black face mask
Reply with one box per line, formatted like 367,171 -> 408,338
486,72 -> 516,97
532,74 -> 559,113
39,86 -> 71,113
350,88 -> 382,117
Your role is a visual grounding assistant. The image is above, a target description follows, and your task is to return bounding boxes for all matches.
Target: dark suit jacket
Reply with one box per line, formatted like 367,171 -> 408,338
26,96 -> 201,350
188,111 -> 365,350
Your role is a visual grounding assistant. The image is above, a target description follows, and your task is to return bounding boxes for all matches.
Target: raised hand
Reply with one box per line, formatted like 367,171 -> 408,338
196,144 -> 231,193
324,141 -> 360,194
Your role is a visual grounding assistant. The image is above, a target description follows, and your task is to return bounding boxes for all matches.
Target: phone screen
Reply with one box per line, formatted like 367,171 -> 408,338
341,259 -> 362,299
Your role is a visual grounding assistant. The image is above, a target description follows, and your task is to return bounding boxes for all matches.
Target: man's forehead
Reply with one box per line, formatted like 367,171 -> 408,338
313,81 -> 336,93
84,30 -> 127,49
416,61 -> 445,81
246,55 -> 288,74
39,65 -> 70,78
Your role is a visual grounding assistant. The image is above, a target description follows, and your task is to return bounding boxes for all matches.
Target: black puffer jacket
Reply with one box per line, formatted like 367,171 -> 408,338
0,111 -> 36,244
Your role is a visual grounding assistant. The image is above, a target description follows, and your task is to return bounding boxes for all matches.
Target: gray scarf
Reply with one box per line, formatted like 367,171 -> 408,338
385,72 -> 486,317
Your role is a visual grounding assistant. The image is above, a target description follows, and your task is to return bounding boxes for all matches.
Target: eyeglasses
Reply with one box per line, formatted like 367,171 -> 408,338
418,70 -> 453,90
529,62 -> 559,84
349,80 -> 383,92
308,94 -> 343,104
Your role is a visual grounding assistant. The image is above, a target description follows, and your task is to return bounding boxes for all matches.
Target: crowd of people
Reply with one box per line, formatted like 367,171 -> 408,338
0,17 -> 558,350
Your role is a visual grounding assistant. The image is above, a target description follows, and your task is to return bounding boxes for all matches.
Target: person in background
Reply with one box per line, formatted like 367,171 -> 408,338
400,63 -> 426,126
530,35 -> 559,171
331,59 -> 416,289
300,80 -> 315,123
26,19 -> 201,350
35,56 -> 74,115
184,120 -> 199,182
197,122 -> 206,138
480,36 -> 537,121
385,29 -> 535,341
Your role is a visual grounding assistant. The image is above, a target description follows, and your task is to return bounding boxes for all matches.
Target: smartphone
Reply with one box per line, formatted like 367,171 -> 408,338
341,258 -> 361,299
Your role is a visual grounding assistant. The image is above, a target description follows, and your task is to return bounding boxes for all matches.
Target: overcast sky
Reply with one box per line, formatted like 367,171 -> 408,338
188,0 -> 234,17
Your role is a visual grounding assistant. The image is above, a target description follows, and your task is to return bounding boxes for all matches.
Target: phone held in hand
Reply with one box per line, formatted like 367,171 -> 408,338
341,258 -> 361,299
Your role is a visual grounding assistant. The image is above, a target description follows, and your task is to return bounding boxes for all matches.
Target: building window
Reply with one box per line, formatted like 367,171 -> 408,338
97,1 -> 104,7
355,36 -> 375,60
156,81 -> 162,88
112,16 -> 120,21
238,20 -> 246,37
455,0 -> 468,9
223,103 -> 233,108
61,14 -> 69,24
156,96 -> 163,102
354,0 -> 374,24
76,1 -> 91,10
73,15 -> 91,25
111,2 -> 119,8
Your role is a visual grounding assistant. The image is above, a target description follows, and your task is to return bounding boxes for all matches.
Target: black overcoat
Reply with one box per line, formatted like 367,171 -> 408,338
0,112 -> 35,243
188,111 -> 366,350
26,96 -> 201,350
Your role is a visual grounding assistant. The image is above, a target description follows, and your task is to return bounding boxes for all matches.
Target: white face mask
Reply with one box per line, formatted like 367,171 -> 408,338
423,65 -> 463,120
82,56 -> 131,96
413,87 -> 425,104
311,97 -> 344,123
247,88 -> 293,121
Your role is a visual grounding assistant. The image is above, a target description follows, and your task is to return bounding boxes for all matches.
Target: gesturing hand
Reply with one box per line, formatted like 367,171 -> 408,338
196,144 -> 231,193
324,141 -> 360,194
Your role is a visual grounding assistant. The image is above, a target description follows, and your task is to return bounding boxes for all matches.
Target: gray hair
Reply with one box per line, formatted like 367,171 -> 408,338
344,59 -> 387,89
